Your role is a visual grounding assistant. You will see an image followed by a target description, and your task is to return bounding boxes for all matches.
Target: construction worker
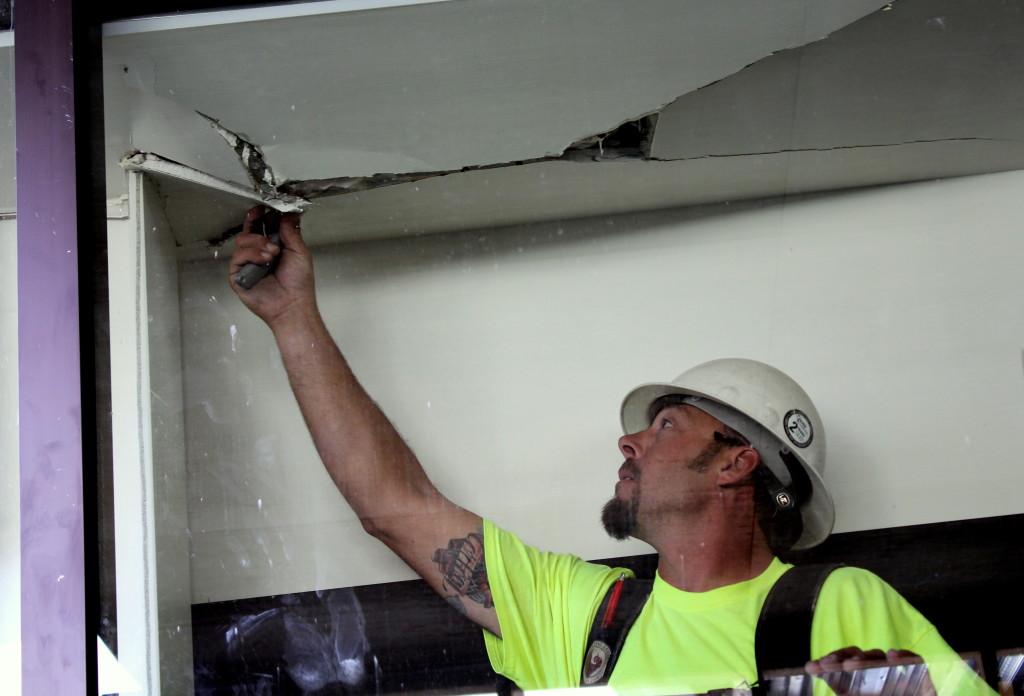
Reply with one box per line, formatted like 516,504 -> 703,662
229,209 -> 993,695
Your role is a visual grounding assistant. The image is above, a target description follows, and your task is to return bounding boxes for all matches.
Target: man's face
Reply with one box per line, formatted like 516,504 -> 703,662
602,404 -> 728,541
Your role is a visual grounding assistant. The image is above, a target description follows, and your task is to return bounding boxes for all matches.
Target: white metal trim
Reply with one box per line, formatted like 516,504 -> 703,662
102,0 -> 457,36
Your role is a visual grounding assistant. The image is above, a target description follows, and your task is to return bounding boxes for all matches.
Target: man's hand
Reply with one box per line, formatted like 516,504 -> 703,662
228,206 -> 314,328
806,647 -> 936,695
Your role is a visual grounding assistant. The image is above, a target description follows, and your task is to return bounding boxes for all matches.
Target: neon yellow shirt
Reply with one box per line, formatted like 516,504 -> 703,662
482,520 -> 993,695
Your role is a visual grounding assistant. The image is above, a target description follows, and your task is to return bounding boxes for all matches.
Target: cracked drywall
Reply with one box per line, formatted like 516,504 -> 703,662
160,138 -> 1024,254
103,0 -> 1024,251
650,0 -> 1024,160
275,114 -> 659,201
103,64 -> 252,200
198,112 -> 279,198
102,0 -> 890,201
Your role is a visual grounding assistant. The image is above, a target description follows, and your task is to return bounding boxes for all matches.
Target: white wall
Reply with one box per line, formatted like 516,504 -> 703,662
108,172 -> 193,695
143,180 -> 195,696
0,218 -> 20,694
177,171 -> 1024,602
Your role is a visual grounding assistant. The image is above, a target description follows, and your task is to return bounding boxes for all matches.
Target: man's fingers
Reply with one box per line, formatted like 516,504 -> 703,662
229,207 -> 307,300
840,648 -> 886,673
807,646 -> 930,696
232,237 -> 279,262
849,648 -> 886,662
820,647 -> 865,665
278,212 -> 307,252
234,231 -> 274,250
807,646 -> 881,675
242,205 -> 264,236
229,245 -> 278,275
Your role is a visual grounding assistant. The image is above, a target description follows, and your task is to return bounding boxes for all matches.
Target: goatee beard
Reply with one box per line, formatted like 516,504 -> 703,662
601,494 -> 638,540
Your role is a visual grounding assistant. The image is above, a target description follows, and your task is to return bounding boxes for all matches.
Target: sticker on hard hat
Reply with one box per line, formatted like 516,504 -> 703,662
783,410 -> 813,448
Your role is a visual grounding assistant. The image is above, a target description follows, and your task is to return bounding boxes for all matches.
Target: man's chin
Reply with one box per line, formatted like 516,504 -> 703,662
601,496 -> 636,540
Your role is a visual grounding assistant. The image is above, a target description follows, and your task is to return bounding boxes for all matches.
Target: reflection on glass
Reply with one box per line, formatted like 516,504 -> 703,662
997,650 -> 1024,696
99,1 -> 1023,694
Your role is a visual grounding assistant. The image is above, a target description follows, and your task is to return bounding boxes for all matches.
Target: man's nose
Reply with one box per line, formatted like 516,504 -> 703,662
618,431 -> 646,460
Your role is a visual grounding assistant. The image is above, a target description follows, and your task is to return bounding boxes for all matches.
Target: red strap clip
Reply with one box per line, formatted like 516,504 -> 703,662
601,574 -> 627,629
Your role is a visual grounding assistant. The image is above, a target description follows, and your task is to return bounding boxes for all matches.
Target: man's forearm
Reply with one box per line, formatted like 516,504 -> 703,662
269,307 -> 443,535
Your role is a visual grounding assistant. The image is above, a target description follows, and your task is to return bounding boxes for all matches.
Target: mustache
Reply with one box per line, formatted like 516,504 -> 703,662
620,460 -> 639,479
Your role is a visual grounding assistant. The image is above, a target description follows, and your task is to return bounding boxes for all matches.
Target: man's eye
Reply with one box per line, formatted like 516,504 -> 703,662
659,418 -> 673,429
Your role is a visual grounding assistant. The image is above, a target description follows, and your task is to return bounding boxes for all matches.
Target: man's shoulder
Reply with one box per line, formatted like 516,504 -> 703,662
810,563 -> 932,642
483,519 -> 628,589
816,564 -> 896,597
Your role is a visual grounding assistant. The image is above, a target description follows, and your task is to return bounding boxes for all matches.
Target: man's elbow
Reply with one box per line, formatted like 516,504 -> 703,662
358,509 -> 412,548
354,486 -> 447,544
359,513 -> 390,542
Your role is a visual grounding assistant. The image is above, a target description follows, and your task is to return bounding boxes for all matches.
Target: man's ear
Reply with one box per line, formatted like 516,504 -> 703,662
717,448 -> 761,486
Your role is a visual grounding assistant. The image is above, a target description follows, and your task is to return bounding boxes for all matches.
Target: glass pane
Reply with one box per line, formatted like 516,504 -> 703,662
98,2 -> 1024,695
0,25 -> 18,696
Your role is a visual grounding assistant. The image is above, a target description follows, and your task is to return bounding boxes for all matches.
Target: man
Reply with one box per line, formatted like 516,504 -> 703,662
228,208 -> 992,695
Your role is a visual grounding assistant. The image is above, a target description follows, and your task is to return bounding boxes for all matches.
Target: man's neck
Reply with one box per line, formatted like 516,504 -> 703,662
650,514 -> 775,593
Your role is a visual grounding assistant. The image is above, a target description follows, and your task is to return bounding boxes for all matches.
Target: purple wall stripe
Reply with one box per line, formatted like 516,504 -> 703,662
15,0 -> 88,692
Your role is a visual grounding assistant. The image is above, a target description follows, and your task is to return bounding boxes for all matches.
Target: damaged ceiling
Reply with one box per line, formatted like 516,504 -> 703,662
101,0 -> 1024,250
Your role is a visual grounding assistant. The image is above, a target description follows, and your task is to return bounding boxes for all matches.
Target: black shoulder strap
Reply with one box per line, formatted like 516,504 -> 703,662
576,563 -> 842,691
579,575 -> 653,687
752,563 -> 843,693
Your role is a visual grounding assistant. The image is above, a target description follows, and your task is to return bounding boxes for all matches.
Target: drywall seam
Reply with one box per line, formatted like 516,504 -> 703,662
644,137 -> 1018,161
279,135 -> 1012,199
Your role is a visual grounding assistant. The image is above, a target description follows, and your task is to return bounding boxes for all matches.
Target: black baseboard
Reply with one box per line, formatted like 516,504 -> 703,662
192,513 -> 1024,694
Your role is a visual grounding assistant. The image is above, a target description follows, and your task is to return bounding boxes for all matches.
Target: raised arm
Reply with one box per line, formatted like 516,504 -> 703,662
228,208 -> 500,636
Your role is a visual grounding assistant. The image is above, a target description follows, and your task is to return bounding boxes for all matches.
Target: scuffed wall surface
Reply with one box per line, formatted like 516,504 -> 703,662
178,171 -> 1024,602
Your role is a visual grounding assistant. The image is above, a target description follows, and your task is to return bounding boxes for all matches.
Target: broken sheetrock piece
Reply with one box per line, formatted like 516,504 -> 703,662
197,111 -> 280,198
120,151 -> 307,213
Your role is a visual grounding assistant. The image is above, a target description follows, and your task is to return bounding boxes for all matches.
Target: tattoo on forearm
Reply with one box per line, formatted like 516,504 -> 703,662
432,530 -> 494,611
444,595 -> 468,616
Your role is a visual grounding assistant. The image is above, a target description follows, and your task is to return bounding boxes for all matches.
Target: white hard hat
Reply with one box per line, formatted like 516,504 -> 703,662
620,358 -> 834,550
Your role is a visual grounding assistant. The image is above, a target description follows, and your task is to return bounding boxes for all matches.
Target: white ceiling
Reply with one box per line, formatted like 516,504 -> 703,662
98,0 -> 1024,249
103,0 -> 887,180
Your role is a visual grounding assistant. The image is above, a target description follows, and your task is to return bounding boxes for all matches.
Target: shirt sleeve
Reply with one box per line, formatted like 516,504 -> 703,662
481,519 -> 629,690
811,567 -> 995,696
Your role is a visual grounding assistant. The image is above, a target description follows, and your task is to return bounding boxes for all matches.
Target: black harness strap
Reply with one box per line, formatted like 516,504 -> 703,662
574,563 -> 843,692
579,574 -> 654,687
752,563 -> 843,694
